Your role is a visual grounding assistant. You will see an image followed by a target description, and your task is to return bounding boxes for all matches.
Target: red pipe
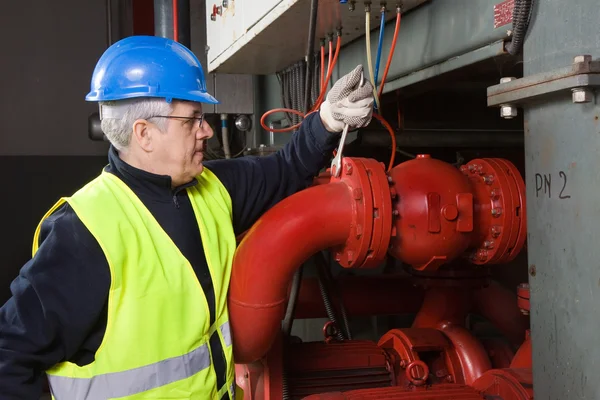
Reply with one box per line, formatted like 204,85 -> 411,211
510,332 -> 532,369
438,322 -> 492,385
472,281 -> 530,348
172,0 -> 178,42
412,287 -> 471,329
229,182 -> 355,364
293,276 -> 424,319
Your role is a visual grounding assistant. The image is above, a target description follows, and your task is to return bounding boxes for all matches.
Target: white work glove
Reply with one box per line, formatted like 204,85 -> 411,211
319,65 -> 374,133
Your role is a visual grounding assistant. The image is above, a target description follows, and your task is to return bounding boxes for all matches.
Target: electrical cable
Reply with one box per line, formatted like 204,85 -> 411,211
320,41 -> 325,90
505,0 -> 534,56
377,6 -> 401,99
282,267 -> 304,336
374,6 -> 386,98
327,36 -> 333,83
372,112 -> 396,172
365,6 -> 381,110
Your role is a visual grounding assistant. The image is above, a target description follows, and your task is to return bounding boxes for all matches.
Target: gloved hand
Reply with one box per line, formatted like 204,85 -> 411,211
319,65 -> 374,133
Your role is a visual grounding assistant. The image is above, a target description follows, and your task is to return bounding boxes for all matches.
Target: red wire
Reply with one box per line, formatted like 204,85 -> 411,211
377,10 -> 401,99
172,0 -> 179,42
372,113 -> 396,172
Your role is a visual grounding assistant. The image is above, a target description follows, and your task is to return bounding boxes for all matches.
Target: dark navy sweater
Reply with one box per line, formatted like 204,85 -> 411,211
0,113 -> 338,399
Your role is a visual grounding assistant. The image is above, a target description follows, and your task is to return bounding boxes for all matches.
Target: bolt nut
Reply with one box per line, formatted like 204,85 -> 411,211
500,104 -> 517,119
491,207 -> 503,217
477,249 -> 488,262
490,189 -> 501,200
353,188 -> 363,200
390,187 -> 397,198
484,240 -> 495,249
483,175 -> 495,184
573,55 -> 592,64
529,264 -> 537,276
572,88 -> 593,104
491,225 -> 502,237
500,77 -> 516,84
345,163 -> 353,175
459,165 -> 469,174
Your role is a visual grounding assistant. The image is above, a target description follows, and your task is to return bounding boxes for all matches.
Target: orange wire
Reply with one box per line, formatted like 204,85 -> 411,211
377,10 -> 401,99
372,113 -> 396,172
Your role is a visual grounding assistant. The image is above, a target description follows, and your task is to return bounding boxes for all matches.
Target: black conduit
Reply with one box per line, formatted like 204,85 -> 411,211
506,0 -> 534,56
282,267 -> 304,336
303,0 -> 319,113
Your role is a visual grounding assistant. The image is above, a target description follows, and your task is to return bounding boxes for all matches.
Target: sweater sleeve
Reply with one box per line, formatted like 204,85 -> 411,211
0,204 -> 110,399
204,112 -> 340,235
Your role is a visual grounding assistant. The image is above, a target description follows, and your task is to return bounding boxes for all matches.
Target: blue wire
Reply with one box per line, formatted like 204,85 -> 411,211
374,9 -> 386,111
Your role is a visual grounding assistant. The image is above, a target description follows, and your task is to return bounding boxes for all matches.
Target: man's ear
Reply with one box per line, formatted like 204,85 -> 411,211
131,119 -> 153,152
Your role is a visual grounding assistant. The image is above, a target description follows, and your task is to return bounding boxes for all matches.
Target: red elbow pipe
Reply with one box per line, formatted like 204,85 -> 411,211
438,322 -> 492,385
229,182 -> 354,363
229,158 -> 392,363
472,281 -> 530,348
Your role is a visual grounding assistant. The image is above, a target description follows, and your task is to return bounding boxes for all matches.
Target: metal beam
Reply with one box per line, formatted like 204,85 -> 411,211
521,0 -> 600,398
333,0 -> 512,89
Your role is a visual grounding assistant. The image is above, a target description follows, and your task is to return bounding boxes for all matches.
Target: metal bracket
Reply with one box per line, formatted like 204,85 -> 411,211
488,55 -> 600,109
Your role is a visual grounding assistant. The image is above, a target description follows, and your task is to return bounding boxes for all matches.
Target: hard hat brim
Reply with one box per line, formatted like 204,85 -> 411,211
85,90 -> 219,105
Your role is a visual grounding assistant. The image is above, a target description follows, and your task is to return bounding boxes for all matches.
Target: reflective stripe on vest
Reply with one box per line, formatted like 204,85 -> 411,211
48,321 -> 234,399
34,168 -> 237,399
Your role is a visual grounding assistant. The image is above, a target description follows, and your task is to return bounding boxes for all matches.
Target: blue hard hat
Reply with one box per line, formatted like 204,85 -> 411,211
85,35 -> 218,104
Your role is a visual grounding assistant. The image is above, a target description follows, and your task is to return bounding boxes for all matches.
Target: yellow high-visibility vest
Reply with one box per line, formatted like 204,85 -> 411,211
32,168 -> 236,399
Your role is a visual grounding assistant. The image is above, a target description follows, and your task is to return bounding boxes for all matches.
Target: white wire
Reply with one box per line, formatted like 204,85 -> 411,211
365,10 -> 381,110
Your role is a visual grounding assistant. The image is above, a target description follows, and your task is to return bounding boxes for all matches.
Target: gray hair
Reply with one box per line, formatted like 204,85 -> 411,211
99,98 -> 173,151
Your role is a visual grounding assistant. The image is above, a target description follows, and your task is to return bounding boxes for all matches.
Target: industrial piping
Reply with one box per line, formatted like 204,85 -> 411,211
229,182 -> 355,363
229,155 -> 527,365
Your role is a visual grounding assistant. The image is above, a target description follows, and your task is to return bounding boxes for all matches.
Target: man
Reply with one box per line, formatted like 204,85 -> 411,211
0,35 -> 373,399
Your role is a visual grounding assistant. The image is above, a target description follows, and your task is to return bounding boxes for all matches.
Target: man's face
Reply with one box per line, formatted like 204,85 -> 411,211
151,101 -> 213,186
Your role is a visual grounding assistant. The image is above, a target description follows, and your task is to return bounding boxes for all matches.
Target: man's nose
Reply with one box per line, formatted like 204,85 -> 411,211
197,121 -> 213,140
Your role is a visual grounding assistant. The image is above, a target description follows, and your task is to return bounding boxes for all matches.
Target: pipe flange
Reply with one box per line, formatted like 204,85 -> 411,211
329,158 -> 374,268
517,283 -> 530,314
461,158 -> 526,265
356,158 -> 393,268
